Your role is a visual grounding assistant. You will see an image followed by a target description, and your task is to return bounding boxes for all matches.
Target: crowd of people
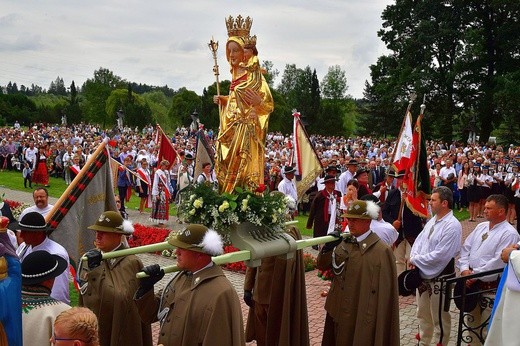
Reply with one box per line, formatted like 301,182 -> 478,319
3,120 -> 520,344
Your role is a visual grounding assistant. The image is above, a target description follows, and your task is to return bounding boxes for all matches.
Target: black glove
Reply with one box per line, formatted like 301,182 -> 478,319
243,290 -> 253,307
135,264 -> 165,299
321,232 -> 342,253
85,249 -> 102,269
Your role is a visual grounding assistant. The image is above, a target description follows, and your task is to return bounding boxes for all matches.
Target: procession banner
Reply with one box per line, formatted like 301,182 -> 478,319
392,110 -> 413,172
404,113 -> 431,218
292,111 -> 322,200
193,130 -> 215,180
47,139 -> 118,261
157,125 -> 177,170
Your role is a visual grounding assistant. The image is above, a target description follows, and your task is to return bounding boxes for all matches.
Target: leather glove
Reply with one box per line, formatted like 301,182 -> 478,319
243,290 -> 253,307
85,249 -> 102,269
321,231 -> 342,253
135,264 -> 165,299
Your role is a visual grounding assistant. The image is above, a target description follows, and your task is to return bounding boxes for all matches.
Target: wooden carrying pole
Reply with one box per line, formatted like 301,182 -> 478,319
136,232 -> 341,278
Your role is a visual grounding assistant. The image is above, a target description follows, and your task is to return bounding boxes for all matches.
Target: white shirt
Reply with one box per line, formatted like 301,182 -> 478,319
16,237 -> 70,304
370,219 -> 399,246
338,170 -> 355,195
439,166 -> 456,180
410,210 -> 462,279
24,147 -> 38,167
152,169 -> 171,196
19,204 -> 55,220
277,177 -> 298,202
458,220 -> 519,282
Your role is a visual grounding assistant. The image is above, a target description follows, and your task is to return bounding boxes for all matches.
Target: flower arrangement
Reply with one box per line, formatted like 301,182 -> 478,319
303,253 -> 317,272
128,223 -> 172,251
222,245 -> 247,273
318,268 -> 334,281
4,199 -> 30,220
177,184 -> 288,240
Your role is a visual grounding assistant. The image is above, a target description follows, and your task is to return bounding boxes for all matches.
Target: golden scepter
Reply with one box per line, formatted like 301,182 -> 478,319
208,37 -> 220,96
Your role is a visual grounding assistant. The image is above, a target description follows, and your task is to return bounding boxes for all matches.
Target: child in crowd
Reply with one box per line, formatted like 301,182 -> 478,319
22,162 -> 32,188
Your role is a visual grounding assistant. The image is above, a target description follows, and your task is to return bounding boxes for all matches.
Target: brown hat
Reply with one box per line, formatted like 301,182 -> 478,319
341,200 -> 379,219
88,211 -> 134,234
168,224 -> 223,256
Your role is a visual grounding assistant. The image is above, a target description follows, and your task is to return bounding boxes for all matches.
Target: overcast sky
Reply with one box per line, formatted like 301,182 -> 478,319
1,0 -> 392,99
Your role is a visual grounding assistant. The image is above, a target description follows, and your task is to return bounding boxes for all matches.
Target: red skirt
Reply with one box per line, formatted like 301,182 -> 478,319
32,161 -> 49,185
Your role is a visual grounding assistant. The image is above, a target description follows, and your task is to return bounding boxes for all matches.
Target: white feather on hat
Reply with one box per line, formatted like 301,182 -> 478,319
199,228 -> 223,256
365,200 -> 380,220
121,219 -> 134,234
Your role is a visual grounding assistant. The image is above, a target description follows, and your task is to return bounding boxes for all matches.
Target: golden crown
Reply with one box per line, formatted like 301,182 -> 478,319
225,15 -> 253,37
243,35 -> 257,47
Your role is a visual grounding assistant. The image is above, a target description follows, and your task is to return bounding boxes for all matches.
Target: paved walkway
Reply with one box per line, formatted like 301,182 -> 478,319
1,185 -> 479,345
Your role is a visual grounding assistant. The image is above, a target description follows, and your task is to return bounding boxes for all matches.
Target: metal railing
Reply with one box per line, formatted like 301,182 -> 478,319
441,268 -> 503,346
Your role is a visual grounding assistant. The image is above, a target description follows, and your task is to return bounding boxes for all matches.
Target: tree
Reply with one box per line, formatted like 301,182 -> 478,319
262,60 -> 279,87
105,88 -> 152,129
48,77 -> 67,96
81,68 -> 126,127
277,64 -> 321,133
368,0 -> 520,142
321,65 -> 348,102
168,88 -> 202,127
64,80 -> 82,124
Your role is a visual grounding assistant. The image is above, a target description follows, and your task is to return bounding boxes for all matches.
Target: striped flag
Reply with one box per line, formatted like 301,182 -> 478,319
292,111 -> 322,200
46,139 -> 118,261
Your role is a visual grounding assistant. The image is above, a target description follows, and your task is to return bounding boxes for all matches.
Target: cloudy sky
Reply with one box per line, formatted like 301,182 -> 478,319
1,0 -> 392,99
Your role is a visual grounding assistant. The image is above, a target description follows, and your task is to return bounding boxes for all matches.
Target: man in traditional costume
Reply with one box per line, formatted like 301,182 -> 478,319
135,224 -> 245,346
14,211 -> 70,304
317,200 -> 400,345
214,15 -> 274,193
410,186 -> 462,346
457,194 -> 519,344
306,174 -> 342,238
243,225 -> 309,346
21,250 -> 70,346
79,211 -> 152,346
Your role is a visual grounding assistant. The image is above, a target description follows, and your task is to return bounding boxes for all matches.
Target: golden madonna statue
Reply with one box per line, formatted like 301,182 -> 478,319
214,15 -> 274,193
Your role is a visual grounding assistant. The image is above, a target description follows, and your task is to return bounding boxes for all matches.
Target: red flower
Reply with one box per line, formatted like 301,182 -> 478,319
128,223 -> 170,253
222,245 -> 247,273
255,184 -> 266,193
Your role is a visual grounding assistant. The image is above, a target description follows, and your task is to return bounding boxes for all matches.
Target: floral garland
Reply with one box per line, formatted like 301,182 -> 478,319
177,184 -> 288,240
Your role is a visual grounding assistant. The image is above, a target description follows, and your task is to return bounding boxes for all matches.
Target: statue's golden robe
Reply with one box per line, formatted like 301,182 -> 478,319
215,63 -> 273,193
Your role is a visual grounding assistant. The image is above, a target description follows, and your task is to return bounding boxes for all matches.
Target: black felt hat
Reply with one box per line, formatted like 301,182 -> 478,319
10,212 -> 54,233
321,174 -> 338,184
283,166 -> 296,174
398,268 -> 423,296
21,250 -> 68,285
325,165 -> 339,173
453,280 -> 480,312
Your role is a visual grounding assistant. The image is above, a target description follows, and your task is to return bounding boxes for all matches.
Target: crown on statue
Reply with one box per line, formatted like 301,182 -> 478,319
243,35 -> 257,48
226,15 -> 253,37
